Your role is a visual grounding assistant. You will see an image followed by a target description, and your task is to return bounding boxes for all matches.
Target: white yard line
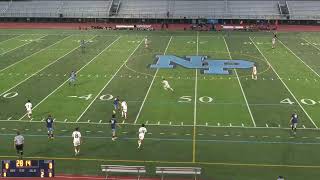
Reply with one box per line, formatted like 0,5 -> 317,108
17,35 -> 105,120
0,35 -> 92,97
0,34 -> 24,44
0,119 -> 317,130
0,34 -> 48,56
134,36 -> 173,124
0,35 -> 72,73
192,32 -> 199,163
223,37 -> 256,127
302,38 -> 320,52
75,37 -> 143,122
278,39 -> 320,78
250,37 -> 318,128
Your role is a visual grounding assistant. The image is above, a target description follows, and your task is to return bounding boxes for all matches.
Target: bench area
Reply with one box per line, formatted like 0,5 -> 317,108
101,165 -> 146,180
156,167 -> 201,180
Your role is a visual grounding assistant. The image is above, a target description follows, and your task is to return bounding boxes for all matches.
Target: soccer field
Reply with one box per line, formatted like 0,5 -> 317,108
1,29 -> 320,179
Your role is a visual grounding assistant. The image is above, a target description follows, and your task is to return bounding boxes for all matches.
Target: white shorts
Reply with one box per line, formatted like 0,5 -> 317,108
73,140 -> 80,147
122,109 -> 127,113
292,123 -> 298,128
272,39 -> 276,44
252,71 -> 257,75
139,133 -> 145,140
163,84 -> 170,89
26,109 -> 32,114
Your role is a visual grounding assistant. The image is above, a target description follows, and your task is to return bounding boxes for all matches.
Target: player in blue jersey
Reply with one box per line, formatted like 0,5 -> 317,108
290,112 -> 298,135
110,114 -> 120,141
46,115 -> 54,139
69,71 -> 76,86
113,96 -> 120,110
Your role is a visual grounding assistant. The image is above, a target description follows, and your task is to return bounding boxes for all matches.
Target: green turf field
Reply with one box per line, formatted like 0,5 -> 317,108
1,29 -> 320,179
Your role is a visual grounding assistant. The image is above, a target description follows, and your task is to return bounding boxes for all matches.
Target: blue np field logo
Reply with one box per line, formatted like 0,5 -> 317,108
150,55 -> 254,75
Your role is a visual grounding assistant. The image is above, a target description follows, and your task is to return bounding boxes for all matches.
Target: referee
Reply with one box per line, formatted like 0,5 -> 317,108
14,131 -> 24,159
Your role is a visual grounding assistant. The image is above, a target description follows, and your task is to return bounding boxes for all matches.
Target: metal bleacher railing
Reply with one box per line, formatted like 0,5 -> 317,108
0,0 -> 319,20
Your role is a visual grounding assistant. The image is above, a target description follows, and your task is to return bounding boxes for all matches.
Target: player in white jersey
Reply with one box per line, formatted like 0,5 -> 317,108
252,65 -> 257,80
72,127 -> 81,156
25,100 -> 32,119
272,37 -> 276,49
162,78 -> 174,91
121,100 -> 128,119
144,37 -> 149,48
138,124 -> 147,149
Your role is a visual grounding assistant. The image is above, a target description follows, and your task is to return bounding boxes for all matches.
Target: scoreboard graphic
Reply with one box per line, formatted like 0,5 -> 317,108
1,160 -> 54,177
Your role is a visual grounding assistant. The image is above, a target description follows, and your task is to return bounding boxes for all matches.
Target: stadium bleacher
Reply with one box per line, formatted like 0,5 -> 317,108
0,0 -> 319,20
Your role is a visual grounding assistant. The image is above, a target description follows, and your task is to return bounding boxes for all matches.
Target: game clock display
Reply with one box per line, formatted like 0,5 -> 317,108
1,160 -> 54,177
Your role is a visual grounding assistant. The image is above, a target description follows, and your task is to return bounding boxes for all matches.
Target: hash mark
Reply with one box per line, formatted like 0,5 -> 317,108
145,121 -> 149,124
122,120 -> 125,124
7,117 -> 12,120
158,121 -> 160,125
241,123 -> 244,127
160,133 -> 165,135
99,120 -> 102,123
275,136 -> 280,138
217,123 -> 220,126
224,134 -> 229,137
64,119 -> 68,122
169,121 -> 172,125
229,123 -> 232,127
206,122 -> 208,126
181,122 -> 183,126
266,124 -> 269,127
303,125 -> 306,128
87,120 -> 91,123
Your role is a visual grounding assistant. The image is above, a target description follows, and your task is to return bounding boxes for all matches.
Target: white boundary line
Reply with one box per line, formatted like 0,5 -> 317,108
19,36 -> 120,120
134,36 -> 173,124
75,37 -> 143,122
250,37 -> 318,128
278,39 -> 320,78
223,36 -> 256,127
0,35 -> 72,73
0,34 -> 48,56
0,35 -> 92,97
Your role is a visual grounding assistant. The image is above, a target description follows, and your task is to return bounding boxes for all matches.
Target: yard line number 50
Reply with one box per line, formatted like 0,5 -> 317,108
179,96 -> 214,103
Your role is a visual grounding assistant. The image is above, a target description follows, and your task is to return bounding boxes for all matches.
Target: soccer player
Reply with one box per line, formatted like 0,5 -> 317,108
110,114 -> 120,141
72,127 -> 81,156
162,78 -> 174,91
46,115 -> 54,139
290,112 -> 298,135
277,176 -> 285,180
121,100 -> 128,119
251,64 -> 257,80
144,37 -> 149,48
113,96 -> 120,110
272,32 -> 277,49
14,131 -> 24,159
69,71 -> 76,86
137,124 -> 147,149
80,39 -> 85,53
25,100 -> 32,119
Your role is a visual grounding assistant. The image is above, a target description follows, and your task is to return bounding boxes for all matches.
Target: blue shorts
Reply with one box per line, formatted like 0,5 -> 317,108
111,128 -> 116,133
114,104 -> 119,109
47,127 -> 53,132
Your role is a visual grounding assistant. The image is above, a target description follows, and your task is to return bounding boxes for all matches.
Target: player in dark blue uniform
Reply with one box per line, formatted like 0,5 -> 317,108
110,114 -> 120,141
113,96 -> 120,110
290,112 -> 298,135
46,115 -> 54,139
